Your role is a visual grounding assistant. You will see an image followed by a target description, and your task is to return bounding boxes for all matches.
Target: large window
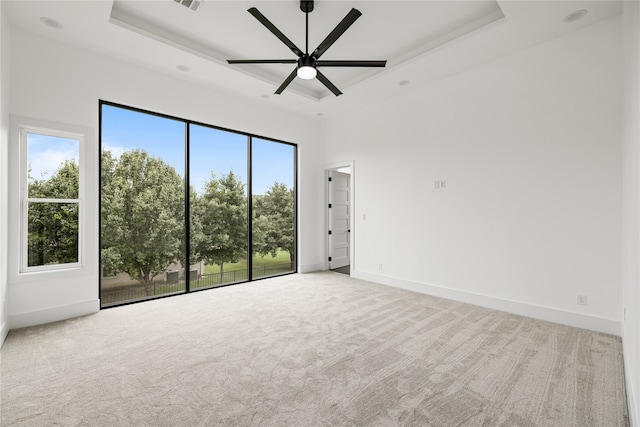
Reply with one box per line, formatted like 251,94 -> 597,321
21,128 -> 82,271
100,102 -> 296,307
190,125 -> 248,289
252,138 -> 296,279
100,106 -> 185,305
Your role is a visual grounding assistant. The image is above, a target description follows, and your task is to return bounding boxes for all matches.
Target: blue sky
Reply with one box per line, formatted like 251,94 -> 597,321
27,134 -> 79,185
101,105 -> 294,195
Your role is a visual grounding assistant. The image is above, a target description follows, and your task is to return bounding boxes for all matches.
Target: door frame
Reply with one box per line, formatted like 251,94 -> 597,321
325,160 -> 355,274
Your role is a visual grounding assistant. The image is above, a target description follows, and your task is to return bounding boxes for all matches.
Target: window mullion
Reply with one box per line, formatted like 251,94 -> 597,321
26,198 -> 79,203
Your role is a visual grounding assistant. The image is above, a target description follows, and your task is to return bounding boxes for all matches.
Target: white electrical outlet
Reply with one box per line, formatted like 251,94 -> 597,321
378,264 -> 383,271
577,295 -> 588,306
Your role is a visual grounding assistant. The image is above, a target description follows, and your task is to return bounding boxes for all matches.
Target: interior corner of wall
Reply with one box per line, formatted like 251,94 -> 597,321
621,321 -> 639,426
0,319 -> 9,348
299,263 -> 324,274
8,299 -> 100,330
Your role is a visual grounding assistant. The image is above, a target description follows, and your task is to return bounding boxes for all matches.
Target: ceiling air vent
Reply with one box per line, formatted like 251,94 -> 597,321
174,0 -> 202,12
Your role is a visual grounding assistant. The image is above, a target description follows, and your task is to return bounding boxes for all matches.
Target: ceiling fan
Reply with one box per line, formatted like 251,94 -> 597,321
227,0 -> 387,96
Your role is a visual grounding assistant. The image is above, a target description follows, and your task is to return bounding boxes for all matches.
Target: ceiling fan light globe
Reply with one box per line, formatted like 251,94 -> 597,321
297,66 -> 317,80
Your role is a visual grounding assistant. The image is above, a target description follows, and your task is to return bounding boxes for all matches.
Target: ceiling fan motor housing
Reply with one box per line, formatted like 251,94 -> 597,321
298,55 -> 316,69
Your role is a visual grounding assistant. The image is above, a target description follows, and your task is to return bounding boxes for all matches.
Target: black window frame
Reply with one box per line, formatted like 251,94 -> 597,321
98,100 -> 298,308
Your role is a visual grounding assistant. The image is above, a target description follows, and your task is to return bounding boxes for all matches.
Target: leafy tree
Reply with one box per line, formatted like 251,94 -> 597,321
253,182 -> 295,262
27,160 -> 79,266
28,159 -> 78,199
187,185 -> 204,268
193,171 -> 247,277
251,207 -> 270,257
100,150 -> 117,273
101,149 -> 184,287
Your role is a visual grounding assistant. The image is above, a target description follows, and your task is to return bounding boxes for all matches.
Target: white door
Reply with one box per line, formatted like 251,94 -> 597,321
329,171 -> 350,269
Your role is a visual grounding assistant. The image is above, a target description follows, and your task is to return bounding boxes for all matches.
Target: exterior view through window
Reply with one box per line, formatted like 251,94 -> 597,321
100,102 -> 296,307
24,131 -> 81,270
252,138 -> 295,278
189,125 -> 248,289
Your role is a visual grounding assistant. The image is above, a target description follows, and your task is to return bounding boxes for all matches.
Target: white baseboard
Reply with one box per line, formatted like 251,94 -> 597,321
0,319 -> 8,348
622,322 -> 639,426
9,299 -> 100,330
352,271 -> 622,336
299,263 -> 323,274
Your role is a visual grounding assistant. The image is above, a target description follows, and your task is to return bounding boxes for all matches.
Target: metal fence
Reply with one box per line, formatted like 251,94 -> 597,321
101,262 -> 294,307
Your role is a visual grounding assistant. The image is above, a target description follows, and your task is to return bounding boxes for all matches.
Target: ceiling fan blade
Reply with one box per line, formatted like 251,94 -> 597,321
312,8 -> 362,60
247,8 -> 304,58
228,59 -> 297,64
275,68 -> 298,95
316,70 -> 343,96
316,60 -> 387,67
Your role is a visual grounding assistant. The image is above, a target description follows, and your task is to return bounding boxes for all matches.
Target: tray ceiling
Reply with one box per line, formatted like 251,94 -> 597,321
3,1 -> 623,118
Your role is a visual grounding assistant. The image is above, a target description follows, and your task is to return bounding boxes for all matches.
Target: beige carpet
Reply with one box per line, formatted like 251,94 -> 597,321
0,272 -> 629,426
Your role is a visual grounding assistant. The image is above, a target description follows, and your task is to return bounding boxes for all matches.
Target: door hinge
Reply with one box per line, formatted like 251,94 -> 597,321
328,203 -> 332,208
328,230 -> 332,235
328,257 -> 332,261
328,177 -> 332,182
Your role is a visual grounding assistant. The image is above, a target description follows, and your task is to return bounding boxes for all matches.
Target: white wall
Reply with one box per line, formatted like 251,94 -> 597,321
6,28 -> 324,331
0,2 -> 10,346
622,1 -> 640,424
323,16 -> 623,335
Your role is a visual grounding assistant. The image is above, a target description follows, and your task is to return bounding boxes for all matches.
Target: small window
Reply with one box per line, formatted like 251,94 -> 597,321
21,128 -> 82,271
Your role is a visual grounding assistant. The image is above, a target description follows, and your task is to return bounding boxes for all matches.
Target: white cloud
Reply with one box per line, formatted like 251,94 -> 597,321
27,134 -> 78,182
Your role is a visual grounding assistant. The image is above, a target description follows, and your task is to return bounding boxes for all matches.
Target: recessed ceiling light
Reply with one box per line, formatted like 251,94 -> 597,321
176,65 -> 190,72
399,80 -> 411,86
564,9 -> 587,23
40,17 -> 63,29
260,94 -> 271,99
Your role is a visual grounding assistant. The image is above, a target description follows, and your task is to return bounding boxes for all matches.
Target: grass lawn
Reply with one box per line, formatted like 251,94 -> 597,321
204,250 -> 292,275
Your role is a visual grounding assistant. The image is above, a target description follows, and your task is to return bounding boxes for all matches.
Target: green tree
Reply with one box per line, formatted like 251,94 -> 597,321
101,149 -> 184,288
187,185 -> 204,269
100,150 -> 118,274
193,171 -> 247,277
253,182 -> 295,262
27,160 -> 79,266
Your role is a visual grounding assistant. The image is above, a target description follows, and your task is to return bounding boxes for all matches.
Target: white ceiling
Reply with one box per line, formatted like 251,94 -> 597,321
3,0 -> 623,119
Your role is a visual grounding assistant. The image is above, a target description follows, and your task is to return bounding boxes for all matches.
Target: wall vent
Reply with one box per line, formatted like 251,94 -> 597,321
174,0 -> 203,12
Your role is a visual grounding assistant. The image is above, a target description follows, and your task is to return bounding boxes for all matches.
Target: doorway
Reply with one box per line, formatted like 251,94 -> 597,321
326,163 -> 353,275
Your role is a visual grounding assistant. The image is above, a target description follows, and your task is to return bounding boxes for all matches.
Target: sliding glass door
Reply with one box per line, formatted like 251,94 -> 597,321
99,102 -> 296,307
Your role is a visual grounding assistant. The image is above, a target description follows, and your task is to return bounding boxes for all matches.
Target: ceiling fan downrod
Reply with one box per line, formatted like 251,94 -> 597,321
302,1 -> 312,55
